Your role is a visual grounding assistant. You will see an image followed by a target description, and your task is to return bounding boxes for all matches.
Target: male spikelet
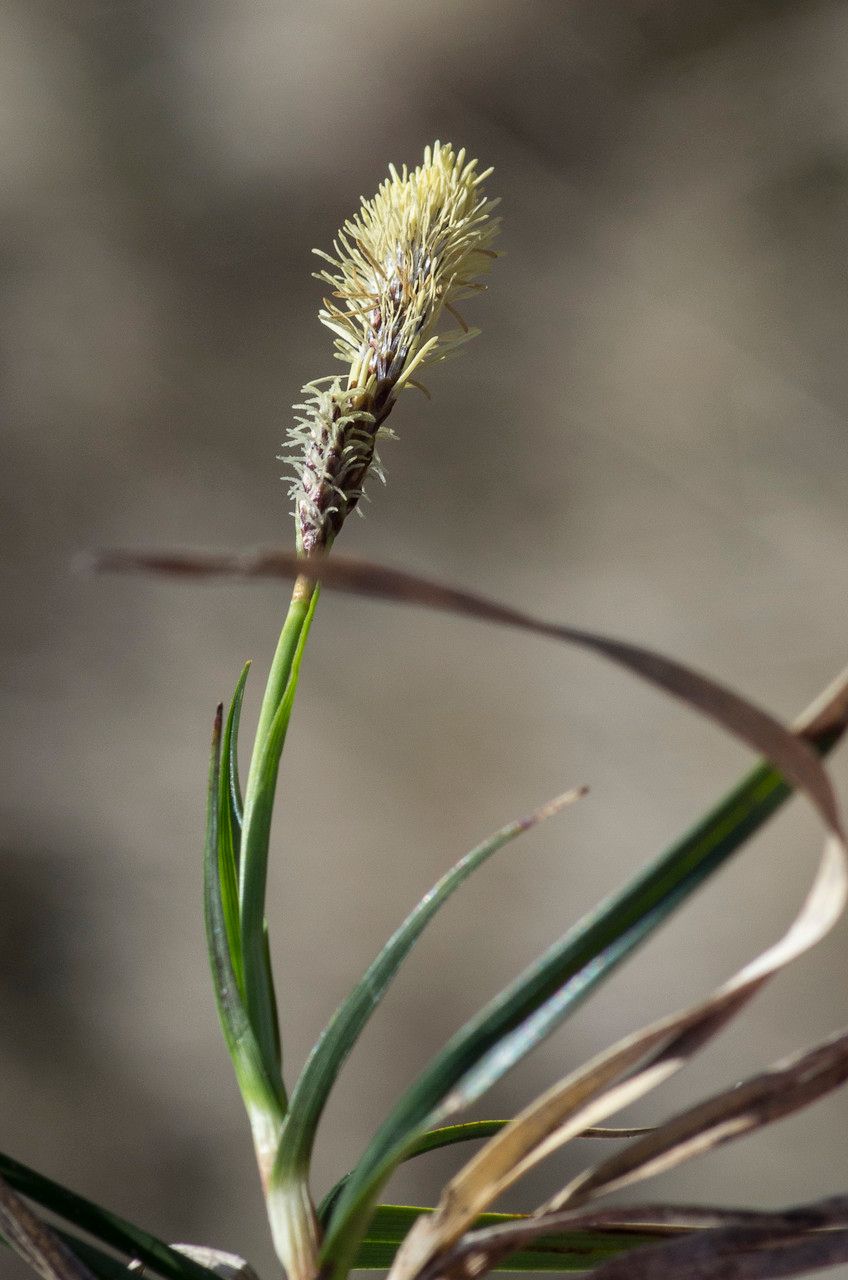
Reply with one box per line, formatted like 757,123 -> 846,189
282,142 -> 500,555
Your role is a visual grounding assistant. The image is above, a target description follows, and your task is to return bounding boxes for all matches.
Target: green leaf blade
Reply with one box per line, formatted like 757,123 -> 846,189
203,707 -> 285,1122
353,1206 -> 658,1272
217,664 -> 251,994
0,1153 -> 215,1280
50,1231 -> 138,1280
227,663 -> 249,837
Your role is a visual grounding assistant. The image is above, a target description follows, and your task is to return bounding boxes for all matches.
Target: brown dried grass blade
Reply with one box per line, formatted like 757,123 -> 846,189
427,1197 -> 848,1280
545,1026 -> 848,1210
91,548 -> 842,829
584,1219 -> 848,1280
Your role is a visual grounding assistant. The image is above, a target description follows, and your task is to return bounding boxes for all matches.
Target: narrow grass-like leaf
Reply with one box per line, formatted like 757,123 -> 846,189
400,1124 -> 650,1161
276,790 -> 585,1187
218,665 -> 251,992
323,673 -> 848,1280
319,1124 -> 653,1227
355,1234 -> 657,1271
203,707 -> 285,1126
264,922 -> 282,1068
52,1237 -> 134,1280
355,1205 -> 660,1272
2,1229 -> 137,1280
224,662 -> 250,852
0,1153 -> 215,1280
355,1240 -> 592,1272
403,1122 -> 510,1161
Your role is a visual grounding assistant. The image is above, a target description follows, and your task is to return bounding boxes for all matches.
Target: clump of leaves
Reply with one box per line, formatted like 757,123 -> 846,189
6,143 -> 848,1280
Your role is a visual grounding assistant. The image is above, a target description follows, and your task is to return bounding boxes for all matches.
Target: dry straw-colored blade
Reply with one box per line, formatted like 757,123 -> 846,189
545,1025 -> 848,1210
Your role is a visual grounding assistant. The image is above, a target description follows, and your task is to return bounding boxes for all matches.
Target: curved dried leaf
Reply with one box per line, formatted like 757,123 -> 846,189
586,1220 -> 848,1280
548,1025 -> 848,1207
89,548 -> 843,831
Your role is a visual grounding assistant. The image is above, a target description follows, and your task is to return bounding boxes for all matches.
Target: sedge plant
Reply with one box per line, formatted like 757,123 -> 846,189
5,142 -> 848,1280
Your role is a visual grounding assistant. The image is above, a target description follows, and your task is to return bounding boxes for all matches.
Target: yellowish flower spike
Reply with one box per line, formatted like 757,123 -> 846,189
281,141 -> 500,555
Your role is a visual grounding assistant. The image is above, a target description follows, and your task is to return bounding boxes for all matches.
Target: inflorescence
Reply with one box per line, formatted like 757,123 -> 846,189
281,141 -> 500,555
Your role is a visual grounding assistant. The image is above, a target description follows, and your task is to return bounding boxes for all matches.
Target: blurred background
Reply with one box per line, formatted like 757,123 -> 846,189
2,1 -> 848,1276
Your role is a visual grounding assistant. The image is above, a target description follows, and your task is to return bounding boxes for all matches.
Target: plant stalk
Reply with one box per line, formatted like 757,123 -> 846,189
238,574 -> 315,1085
251,573 -> 316,761
238,572 -> 322,1280
267,1177 -> 322,1280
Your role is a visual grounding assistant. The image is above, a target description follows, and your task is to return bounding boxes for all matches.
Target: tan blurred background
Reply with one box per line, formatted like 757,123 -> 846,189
2,1 -> 848,1277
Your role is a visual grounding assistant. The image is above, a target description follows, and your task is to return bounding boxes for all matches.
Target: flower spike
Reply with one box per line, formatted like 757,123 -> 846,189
283,141 -> 500,555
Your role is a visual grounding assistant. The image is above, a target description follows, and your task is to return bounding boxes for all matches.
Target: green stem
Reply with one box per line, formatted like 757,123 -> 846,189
251,573 -> 315,764
239,572 -> 319,1107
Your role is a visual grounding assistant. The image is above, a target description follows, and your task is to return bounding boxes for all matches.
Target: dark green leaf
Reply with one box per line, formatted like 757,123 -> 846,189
403,1122 -> 509,1160
218,665 -> 251,992
51,1232 -> 137,1280
318,1123 -> 652,1225
0,1153 -> 215,1280
203,707 -> 285,1117
227,663 -> 249,839
264,922 -> 282,1070
352,1205 -> 657,1272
